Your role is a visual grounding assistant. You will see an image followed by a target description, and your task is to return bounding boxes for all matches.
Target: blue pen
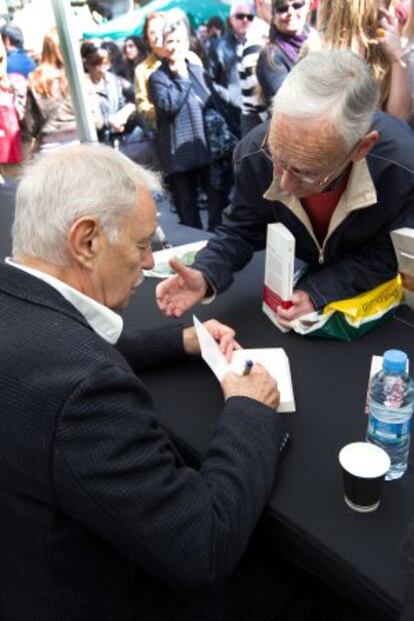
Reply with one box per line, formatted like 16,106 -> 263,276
242,359 -> 254,375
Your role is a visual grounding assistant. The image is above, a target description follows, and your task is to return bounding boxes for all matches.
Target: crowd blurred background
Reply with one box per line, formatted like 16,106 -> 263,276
1,0 -> 414,231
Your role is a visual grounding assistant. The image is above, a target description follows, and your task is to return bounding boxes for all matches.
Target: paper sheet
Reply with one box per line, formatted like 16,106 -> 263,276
193,315 -> 295,412
193,315 -> 229,381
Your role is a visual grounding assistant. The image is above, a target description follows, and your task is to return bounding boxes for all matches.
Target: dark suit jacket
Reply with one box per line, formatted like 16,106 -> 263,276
0,263 -> 286,620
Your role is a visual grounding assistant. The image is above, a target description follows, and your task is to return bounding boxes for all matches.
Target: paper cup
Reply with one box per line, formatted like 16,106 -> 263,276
338,442 -> 391,513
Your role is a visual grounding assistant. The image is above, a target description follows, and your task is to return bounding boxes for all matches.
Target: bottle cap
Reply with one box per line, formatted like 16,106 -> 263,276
382,349 -> 407,374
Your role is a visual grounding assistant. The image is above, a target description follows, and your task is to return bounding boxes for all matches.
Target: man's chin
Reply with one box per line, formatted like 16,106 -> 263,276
291,189 -> 312,199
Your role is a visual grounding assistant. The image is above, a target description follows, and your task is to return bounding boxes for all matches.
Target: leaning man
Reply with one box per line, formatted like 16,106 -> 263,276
0,145 -> 301,620
156,49 -> 414,324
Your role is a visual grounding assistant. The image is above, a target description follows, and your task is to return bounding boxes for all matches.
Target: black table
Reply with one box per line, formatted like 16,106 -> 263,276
124,251 -> 414,621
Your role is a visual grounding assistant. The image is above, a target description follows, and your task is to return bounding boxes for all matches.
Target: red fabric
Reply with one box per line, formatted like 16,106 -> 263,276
0,87 -> 22,164
301,174 -> 348,245
309,0 -> 321,11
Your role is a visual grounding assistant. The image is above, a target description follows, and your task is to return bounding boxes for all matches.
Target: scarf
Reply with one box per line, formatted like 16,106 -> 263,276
272,27 -> 309,63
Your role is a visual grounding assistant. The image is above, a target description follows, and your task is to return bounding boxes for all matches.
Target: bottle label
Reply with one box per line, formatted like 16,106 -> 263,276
368,418 -> 410,444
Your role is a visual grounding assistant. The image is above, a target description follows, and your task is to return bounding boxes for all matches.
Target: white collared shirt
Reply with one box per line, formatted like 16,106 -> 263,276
5,257 -> 123,344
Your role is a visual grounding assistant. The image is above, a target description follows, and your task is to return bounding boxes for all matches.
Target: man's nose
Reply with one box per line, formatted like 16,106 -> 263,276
142,247 -> 154,270
279,169 -> 299,194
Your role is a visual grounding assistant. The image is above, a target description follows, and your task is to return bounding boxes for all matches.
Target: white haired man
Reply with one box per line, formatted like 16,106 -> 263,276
0,144 -> 307,620
156,49 -> 414,322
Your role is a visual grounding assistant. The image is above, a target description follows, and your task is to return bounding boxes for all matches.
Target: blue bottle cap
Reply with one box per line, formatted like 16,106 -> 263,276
382,349 -> 407,374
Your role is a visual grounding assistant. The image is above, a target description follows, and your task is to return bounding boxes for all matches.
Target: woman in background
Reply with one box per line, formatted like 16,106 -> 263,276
256,0 -> 312,111
150,18 -> 219,229
25,29 -> 99,153
317,0 -> 411,120
83,43 -> 134,145
123,35 -> 148,84
134,12 -> 167,131
101,40 -> 129,80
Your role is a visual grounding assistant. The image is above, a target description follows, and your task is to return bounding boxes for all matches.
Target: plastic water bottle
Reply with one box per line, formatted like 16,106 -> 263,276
366,350 -> 414,480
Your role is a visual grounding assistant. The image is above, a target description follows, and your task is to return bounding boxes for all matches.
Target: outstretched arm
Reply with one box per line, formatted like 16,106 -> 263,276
156,258 -> 208,317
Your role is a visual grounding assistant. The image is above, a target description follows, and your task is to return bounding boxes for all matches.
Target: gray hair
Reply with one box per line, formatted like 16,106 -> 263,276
271,49 -> 380,149
12,143 -> 161,265
162,10 -> 190,42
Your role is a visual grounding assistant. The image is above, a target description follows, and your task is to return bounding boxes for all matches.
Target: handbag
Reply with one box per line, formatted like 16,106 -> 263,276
0,89 -> 22,164
203,106 -> 238,161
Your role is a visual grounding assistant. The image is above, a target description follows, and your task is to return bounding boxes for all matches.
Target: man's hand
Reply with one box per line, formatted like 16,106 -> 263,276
156,259 -> 208,317
183,319 -> 241,361
221,363 -> 280,410
276,289 -> 315,326
401,271 -> 414,291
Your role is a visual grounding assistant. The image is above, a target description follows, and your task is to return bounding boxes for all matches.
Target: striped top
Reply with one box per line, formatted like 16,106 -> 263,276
237,16 -> 269,119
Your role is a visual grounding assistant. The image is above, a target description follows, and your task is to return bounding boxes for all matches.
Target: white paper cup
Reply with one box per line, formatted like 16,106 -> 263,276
338,442 -> 391,513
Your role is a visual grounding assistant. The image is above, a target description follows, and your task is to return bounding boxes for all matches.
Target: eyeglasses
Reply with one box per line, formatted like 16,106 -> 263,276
260,128 -> 359,187
274,1 -> 306,14
234,13 -> 255,21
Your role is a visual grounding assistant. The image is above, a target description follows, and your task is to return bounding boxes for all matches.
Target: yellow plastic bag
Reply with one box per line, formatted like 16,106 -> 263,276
291,276 -> 403,340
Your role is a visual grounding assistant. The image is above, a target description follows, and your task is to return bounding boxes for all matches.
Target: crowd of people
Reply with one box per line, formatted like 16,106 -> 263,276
1,0 -> 414,230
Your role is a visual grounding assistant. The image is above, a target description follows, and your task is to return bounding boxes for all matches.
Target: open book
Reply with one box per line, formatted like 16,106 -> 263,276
194,316 -> 295,413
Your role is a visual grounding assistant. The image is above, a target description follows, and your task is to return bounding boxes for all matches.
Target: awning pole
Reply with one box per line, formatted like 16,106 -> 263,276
51,0 -> 97,143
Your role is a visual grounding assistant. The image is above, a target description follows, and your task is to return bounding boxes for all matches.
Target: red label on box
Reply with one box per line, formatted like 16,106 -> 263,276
263,285 -> 293,311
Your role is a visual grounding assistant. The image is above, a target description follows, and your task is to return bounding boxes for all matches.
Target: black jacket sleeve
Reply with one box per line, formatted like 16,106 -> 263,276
53,365 -> 285,590
256,46 -> 291,109
116,324 -> 186,372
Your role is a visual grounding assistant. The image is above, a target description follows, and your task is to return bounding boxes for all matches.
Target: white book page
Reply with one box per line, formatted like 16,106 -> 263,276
231,349 -> 295,413
194,316 -> 295,412
193,316 -> 229,381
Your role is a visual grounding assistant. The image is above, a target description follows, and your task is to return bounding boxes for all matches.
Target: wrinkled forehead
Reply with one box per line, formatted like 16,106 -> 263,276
269,114 -> 347,164
123,190 -> 157,238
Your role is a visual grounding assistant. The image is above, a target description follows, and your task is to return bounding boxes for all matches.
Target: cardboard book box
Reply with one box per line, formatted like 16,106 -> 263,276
262,223 -> 295,330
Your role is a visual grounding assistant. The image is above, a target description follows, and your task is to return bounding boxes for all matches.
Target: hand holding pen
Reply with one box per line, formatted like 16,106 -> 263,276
221,361 -> 280,410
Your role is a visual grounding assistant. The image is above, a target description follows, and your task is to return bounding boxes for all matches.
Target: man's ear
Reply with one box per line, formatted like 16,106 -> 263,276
67,217 -> 102,268
351,130 -> 379,162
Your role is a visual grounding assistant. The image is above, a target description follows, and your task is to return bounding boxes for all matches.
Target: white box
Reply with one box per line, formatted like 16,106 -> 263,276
262,223 -> 295,328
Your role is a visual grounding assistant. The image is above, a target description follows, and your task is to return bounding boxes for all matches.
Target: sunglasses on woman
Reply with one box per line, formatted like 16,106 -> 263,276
274,1 -> 306,14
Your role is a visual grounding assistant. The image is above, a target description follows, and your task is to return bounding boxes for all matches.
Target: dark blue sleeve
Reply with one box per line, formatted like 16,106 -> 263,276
149,70 -> 192,118
193,146 -> 271,293
256,47 -> 290,109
